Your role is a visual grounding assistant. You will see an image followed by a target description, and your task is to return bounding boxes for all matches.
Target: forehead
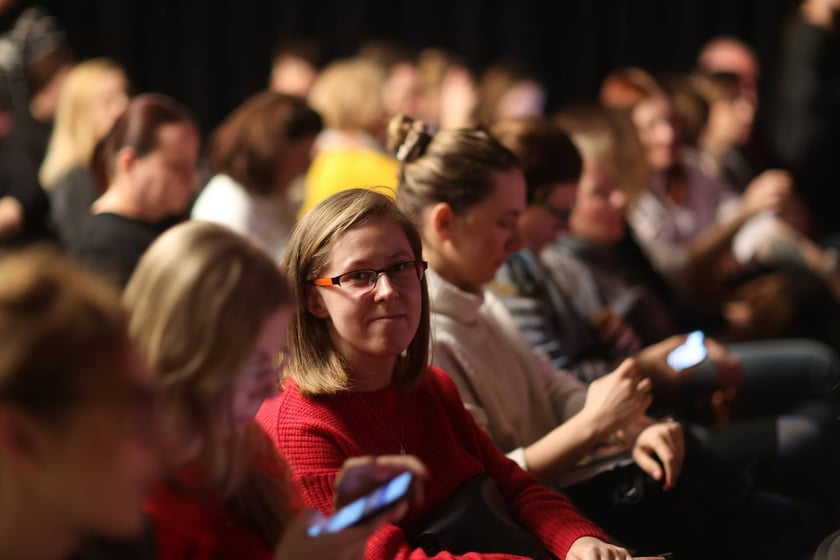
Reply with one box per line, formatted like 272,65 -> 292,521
633,95 -> 670,122
471,167 -> 526,213
154,123 -> 199,156
324,216 -> 415,270
544,181 -> 578,207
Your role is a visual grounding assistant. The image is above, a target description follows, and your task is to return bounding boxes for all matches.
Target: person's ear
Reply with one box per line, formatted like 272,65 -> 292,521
0,408 -> 52,474
429,202 -> 456,242
115,146 -> 138,176
304,285 -> 330,319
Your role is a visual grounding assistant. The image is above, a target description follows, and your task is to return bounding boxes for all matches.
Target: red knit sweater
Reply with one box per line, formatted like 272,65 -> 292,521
145,466 -> 274,560
256,366 -> 605,559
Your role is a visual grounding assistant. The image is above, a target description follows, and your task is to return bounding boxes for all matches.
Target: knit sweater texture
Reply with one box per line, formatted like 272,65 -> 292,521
256,366 -> 605,559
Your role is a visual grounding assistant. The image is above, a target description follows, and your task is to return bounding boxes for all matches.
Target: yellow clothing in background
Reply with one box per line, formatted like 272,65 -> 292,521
299,148 -> 398,218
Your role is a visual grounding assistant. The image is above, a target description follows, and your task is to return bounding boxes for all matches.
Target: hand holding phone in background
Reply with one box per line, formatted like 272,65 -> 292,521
666,331 -> 707,371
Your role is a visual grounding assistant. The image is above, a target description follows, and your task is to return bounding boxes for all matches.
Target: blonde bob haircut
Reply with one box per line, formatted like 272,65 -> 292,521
40,58 -> 127,190
281,188 -> 430,396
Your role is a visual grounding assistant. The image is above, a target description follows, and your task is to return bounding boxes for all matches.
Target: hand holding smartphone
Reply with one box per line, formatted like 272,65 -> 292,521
308,471 -> 415,537
666,331 -> 707,371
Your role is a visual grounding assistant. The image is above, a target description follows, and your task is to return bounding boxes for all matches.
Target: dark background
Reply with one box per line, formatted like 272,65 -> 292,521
46,0 -> 800,137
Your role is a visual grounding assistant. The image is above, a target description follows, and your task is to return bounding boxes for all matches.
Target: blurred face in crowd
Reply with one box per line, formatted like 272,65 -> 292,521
230,307 -> 291,426
270,56 -> 318,97
706,94 -> 755,149
382,62 -> 423,119
496,80 -> 546,123
92,70 -> 129,141
569,159 -> 627,247
128,122 -> 199,217
698,39 -> 760,104
632,94 -> 677,171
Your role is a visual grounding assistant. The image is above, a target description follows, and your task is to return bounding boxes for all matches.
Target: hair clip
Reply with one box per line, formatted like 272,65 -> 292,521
396,121 -> 430,163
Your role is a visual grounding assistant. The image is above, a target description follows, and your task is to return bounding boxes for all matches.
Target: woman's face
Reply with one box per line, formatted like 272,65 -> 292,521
130,122 -> 199,217
231,307 -> 291,426
307,217 -> 423,373
91,70 -> 129,141
569,159 -> 627,246
37,343 -> 161,539
632,94 -> 677,171
442,167 -> 526,290
496,80 -> 546,123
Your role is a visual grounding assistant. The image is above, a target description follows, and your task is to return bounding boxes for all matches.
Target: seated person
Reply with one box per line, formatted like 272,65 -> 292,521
71,94 -> 199,287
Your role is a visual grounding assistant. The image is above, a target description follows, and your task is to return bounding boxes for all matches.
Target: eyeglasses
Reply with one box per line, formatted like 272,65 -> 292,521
311,260 -> 428,293
537,202 -> 574,224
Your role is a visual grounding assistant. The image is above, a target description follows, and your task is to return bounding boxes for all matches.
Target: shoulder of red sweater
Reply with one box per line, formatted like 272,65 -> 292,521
426,364 -> 457,390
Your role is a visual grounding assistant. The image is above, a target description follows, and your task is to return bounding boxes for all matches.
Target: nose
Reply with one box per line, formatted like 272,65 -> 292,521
657,121 -> 675,146
371,271 -> 398,299
610,190 -> 627,211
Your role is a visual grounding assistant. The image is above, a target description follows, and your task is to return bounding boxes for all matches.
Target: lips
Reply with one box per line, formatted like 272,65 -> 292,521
371,314 -> 406,322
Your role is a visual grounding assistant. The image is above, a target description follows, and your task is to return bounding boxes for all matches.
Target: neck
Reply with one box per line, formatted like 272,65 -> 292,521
0,476 -> 80,560
93,184 -> 161,222
348,357 -> 397,391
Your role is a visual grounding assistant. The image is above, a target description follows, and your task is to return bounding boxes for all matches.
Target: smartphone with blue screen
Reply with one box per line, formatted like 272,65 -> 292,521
307,471 -> 414,537
666,330 -> 707,371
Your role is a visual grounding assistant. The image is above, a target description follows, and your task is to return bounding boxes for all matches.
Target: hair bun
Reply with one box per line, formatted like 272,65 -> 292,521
387,115 -> 432,163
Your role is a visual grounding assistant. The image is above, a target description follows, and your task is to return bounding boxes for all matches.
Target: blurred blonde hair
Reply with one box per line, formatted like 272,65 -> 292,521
124,221 -> 294,544
307,57 -> 385,133
0,247 -> 127,423
39,58 -> 127,190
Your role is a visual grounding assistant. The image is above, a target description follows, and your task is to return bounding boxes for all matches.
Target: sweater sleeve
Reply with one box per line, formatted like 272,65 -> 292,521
432,371 -> 608,559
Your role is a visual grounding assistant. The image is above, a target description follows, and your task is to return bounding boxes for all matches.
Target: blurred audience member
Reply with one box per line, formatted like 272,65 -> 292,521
359,39 -> 423,122
300,57 -> 397,217
474,60 -> 546,128
39,58 -> 129,249
268,37 -> 322,98
71,94 -> 199,287
0,247 -> 161,560
0,0 -> 66,139
192,92 -> 321,259
416,48 -> 477,130
774,0 -> 840,234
